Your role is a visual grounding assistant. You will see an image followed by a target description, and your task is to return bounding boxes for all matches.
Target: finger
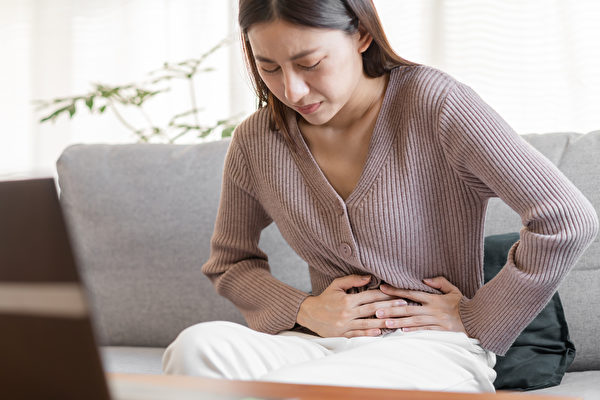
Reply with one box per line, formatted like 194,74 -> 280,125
401,326 -> 444,332
352,289 -> 400,307
384,315 -> 438,329
374,305 -> 426,319
332,275 -> 372,291
349,317 -> 389,331
356,298 -> 407,318
379,284 -> 431,303
343,328 -> 382,338
423,276 -> 459,295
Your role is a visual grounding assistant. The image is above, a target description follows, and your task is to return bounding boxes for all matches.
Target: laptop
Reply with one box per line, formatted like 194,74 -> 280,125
0,178 -> 111,399
0,178 -> 258,400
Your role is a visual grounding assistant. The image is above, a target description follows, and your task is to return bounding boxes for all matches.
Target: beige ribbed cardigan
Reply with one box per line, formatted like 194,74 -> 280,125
202,65 -> 598,355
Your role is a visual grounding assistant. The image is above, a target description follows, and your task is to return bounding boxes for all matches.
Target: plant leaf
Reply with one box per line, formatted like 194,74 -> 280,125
39,105 -> 73,123
85,96 -> 94,110
222,125 -> 235,138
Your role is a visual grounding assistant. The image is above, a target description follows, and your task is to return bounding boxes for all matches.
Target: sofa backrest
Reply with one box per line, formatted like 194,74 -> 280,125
57,141 -> 312,348
56,130 -> 599,371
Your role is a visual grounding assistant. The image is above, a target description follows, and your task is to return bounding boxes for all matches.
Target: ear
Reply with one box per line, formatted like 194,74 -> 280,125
356,23 -> 373,53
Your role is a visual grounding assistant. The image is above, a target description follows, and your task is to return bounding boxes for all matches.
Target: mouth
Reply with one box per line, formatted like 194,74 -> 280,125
295,102 -> 321,115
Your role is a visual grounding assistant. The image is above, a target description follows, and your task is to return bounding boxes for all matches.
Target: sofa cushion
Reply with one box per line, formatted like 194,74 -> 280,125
529,371 -> 600,399
100,346 -> 164,375
484,233 -> 575,391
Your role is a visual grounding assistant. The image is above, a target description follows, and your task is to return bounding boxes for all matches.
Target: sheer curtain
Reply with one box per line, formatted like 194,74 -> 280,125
1,0 -> 599,177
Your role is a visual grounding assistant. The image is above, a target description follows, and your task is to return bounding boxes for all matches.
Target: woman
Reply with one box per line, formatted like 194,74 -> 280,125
162,0 -> 598,392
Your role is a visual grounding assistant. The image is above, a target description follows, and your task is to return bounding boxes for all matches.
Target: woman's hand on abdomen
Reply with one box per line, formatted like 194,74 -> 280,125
296,275 -> 406,338
376,277 -> 467,334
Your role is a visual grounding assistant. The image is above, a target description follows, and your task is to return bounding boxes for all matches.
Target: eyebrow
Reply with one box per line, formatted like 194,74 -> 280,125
254,49 -> 319,63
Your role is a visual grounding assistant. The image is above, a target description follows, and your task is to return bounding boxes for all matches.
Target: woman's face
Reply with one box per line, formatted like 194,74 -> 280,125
247,18 -> 372,127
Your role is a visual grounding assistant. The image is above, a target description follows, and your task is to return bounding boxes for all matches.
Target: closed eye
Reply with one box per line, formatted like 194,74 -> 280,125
261,66 -> 280,74
260,60 -> 322,74
300,60 -> 321,71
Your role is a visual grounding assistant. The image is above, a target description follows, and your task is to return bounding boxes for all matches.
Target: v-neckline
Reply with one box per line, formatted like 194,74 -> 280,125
287,68 -> 400,208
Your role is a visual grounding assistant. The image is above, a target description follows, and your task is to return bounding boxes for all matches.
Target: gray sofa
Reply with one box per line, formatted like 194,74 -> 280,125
56,130 -> 600,398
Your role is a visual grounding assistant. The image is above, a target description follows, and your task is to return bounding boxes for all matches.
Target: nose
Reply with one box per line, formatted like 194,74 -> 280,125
283,70 -> 309,104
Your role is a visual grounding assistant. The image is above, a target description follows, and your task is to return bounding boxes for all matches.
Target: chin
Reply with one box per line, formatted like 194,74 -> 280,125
299,107 -> 337,126
301,114 -> 327,125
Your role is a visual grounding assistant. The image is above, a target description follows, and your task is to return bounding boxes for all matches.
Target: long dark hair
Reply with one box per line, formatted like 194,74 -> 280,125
238,0 -> 420,146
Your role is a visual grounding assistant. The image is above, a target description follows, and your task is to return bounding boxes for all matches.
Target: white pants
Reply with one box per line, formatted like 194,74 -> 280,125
162,321 -> 497,393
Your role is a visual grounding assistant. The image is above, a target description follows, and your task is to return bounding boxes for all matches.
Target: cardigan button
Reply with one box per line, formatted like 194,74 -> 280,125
339,243 -> 352,258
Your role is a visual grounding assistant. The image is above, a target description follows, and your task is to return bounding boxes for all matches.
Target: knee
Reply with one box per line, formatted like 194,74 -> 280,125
170,321 -> 242,349
162,321 -> 246,376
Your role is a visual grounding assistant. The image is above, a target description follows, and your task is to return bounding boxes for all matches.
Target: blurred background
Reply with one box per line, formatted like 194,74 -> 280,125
1,0 -> 599,178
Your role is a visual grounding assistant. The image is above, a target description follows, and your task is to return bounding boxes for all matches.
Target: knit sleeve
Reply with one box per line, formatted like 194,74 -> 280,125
437,81 -> 599,355
201,132 -> 310,334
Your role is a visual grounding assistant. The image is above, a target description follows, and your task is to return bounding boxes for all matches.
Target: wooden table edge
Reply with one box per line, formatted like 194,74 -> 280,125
108,373 -> 581,400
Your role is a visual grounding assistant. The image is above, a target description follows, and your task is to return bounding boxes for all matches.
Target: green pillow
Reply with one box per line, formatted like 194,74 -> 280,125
483,232 -> 575,391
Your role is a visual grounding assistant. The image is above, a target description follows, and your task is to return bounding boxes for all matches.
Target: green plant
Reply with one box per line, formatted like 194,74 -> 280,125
35,39 -> 238,143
